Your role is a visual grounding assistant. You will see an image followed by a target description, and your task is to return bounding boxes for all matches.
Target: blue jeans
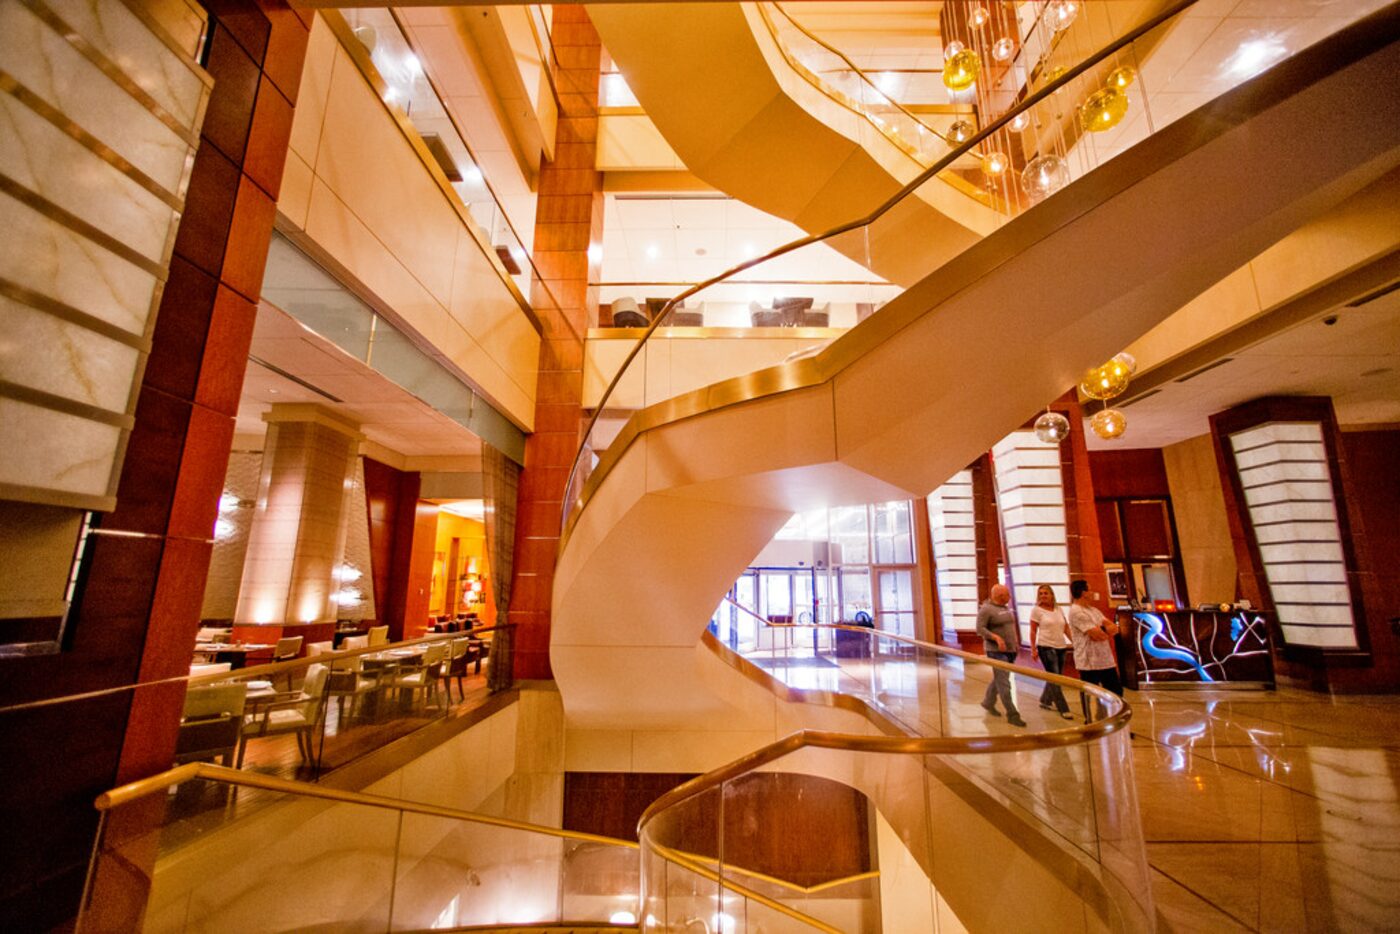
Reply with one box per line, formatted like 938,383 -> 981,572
982,650 -> 1020,716
1036,646 -> 1070,713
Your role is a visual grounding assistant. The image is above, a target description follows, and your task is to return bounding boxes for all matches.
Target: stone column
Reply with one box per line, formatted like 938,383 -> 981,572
508,5 -> 605,680
235,406 -> 362,634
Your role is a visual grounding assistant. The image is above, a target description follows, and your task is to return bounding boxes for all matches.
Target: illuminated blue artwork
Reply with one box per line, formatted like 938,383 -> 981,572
1130,611 -> 1272,685
1138,612 -> 1214,681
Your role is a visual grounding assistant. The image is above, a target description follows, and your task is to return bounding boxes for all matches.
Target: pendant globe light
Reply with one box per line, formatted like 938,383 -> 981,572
1080,86 -> 1129,132
1034,410 -> 1071,444
943,47 -> 982,92
1091,406 -> 1128,441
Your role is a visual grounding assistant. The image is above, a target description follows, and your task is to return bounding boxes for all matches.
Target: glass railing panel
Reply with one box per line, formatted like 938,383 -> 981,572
79,768 -> 639,933
83,777 -> 403,933
688,619 -> 1149,928
388,814 -> 636,929
638,784 -> 723,932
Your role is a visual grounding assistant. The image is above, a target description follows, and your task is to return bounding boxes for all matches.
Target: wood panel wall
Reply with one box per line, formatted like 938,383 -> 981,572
563,771 -> 873,889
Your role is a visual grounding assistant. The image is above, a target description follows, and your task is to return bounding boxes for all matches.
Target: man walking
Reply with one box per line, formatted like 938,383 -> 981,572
1067,579 -> 1123,719
976,584 -> 1025,727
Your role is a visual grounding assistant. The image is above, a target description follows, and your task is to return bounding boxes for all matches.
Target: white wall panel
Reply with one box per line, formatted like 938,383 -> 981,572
1228,421 -> 1357,649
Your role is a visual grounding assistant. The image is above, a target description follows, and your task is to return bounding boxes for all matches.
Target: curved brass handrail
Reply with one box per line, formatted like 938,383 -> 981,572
759,1 -> 954,148
559,0 -> 1200,543
93,762 -> 635,853
646,842 -> 845,933
645,618 -> 1132,843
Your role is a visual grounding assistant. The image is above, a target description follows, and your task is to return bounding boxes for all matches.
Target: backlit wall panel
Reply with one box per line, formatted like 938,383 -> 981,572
1229,422 -> 1357,648
926,470 -> 977,631
992,431 -> 1071,632
0,0 -> 209,510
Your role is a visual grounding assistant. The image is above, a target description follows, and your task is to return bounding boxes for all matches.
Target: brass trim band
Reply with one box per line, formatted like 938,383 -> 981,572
0,174 -> 168,277
18,0 -> 206,148
0,72 -> 184,210
0,278 -> 150,350
0,378 -> 133,428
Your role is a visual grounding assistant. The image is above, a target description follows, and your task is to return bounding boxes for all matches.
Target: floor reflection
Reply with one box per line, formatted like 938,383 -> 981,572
1130,687 -> 1400,932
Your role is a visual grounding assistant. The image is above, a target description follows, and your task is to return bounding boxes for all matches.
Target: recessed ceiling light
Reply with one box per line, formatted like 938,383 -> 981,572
1224,36 -> 1287,79
645,244 -> 659,260
695,247 -> 707,256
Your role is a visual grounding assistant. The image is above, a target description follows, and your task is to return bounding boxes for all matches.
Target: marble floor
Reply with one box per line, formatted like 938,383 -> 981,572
1126,687 -> 1400,932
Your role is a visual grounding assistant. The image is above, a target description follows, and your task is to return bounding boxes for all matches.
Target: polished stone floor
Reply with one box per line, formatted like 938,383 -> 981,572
1127,687 -> 1400,932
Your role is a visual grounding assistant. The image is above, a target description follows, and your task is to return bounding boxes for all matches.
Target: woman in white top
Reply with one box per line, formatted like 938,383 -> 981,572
1029,583 -> 1074,719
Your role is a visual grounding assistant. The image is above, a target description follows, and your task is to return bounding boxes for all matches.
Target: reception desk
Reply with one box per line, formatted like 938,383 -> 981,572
1117,608 -> 1275,689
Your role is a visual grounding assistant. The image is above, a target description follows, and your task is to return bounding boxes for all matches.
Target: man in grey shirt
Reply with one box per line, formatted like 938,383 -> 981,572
976,584 -> 1025,727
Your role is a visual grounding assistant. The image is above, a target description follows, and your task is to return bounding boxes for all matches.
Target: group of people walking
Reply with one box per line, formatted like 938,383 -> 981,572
974,580 -> 1124,727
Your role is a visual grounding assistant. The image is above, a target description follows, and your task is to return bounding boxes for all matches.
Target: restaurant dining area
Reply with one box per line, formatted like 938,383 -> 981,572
160,405 -> 520,795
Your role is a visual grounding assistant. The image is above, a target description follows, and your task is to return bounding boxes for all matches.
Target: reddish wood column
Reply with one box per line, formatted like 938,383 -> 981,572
0,5 -> 309,929
508,6 -> 604,680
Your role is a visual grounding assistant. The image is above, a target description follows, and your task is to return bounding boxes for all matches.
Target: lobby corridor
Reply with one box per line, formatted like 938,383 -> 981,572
1130,689 -> 1400,932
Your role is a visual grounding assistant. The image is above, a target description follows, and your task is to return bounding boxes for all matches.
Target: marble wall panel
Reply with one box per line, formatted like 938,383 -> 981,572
282,15 -> 540,432
44,0 -> 208,127
0,0 -> 208,510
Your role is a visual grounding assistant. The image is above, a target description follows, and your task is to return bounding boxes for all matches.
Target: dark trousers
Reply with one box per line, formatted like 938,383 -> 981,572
982,650 -> 1020,715
1036,646 -> 1070,713
1078,666 -> 1123,720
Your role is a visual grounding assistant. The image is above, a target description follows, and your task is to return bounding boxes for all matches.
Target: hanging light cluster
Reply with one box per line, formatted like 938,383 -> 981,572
1078,352 -> 1137,440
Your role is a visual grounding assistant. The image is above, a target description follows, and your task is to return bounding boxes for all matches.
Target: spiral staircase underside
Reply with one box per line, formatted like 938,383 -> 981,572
552,21 -> 1400,732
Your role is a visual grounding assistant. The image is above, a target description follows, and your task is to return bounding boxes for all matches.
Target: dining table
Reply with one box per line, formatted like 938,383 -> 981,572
193,642 -> 275,669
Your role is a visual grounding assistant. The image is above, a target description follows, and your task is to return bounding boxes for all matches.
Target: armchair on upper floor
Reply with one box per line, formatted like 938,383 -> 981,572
236,663 -> 329,768
175,682 -> 249,768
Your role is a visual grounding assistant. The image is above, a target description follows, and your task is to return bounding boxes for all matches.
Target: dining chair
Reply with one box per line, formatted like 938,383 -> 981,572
236,664 -> 329,768
441,638 -> 476,703
395,643 -> 448,711
190,662 -> 233,677
306,641 -> 334,657
342,634 -> 369,650
326,652 -> 378,721
273,636 -> 304,691
367,625 -> 389,647
175,683 -> 249,767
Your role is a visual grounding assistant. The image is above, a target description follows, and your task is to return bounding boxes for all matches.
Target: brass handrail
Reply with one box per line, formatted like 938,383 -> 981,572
92,762 -> 636,852
0,625 -> 512,716
558,0 -> 1201,543
644,842 -> 843,934
645,617 -> 1134,838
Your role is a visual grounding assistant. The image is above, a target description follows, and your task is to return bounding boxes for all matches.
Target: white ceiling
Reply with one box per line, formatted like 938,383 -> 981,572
598,194 -> 900,304
1086,286 -> 1400,450
237,303 -> 482,458
1069,0 -> 1389,165
781,2 -> 944,71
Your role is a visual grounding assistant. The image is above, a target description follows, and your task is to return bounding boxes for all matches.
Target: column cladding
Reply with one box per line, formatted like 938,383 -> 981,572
507,6 -> 604,680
